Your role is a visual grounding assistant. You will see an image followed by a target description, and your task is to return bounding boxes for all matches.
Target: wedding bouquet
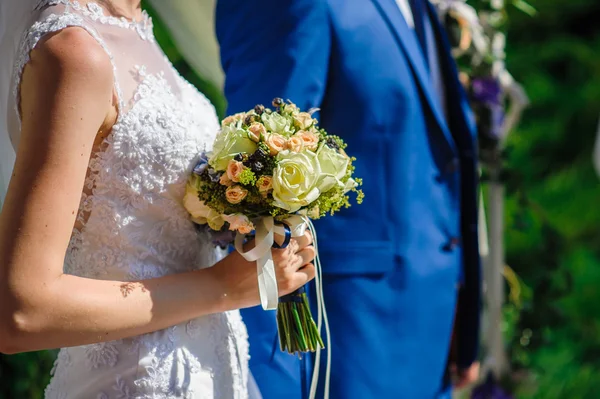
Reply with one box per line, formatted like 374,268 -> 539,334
184,98 -> 363,354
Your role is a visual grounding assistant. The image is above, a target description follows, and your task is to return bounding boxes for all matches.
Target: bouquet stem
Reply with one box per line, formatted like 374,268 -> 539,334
277,286 -> 324,355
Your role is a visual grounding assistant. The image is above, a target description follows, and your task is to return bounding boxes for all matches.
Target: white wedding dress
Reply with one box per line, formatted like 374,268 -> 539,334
5,1 -> 258,398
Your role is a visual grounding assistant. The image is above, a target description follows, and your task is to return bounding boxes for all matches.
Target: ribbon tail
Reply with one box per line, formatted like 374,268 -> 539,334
305,217 -> 331,399
257,251 -> 279,310
235,217 -> 279,311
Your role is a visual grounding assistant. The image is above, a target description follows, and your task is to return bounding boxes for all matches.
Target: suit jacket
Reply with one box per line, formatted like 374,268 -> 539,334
216,0 -> 481,397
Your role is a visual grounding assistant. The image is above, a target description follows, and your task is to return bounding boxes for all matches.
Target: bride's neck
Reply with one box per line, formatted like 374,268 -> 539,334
92,0 -> 144,21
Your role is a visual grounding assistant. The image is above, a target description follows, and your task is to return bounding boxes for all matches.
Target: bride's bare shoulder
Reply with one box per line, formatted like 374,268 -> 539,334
32,25 -> 111,71
21,26 -> 115,109
19,25 -> 117,139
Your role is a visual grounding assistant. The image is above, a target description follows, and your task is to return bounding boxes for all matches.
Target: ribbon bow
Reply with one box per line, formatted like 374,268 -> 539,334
234,215 -> 307,310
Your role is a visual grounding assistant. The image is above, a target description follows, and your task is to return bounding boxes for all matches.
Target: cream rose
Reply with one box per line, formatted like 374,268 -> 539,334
225,185 -> 248,204
272,150 -> 323,212
183,185 -> 225,229
344,177 -> 358,193
223,214 -> 254,234
226,160 -> 246,183
220,173 -> 234,187
316,144 -> 350,192
296,130 -> 320,151
286,135 -> 305,153
183,185 -> 209,221
264,133 -> 287,156
221,112 -> 246,126
247,122 -> 266,142
293,112 -> 315,130
261,112 -> 293,136
257,175 -> 273,196
209,124 -> 258,170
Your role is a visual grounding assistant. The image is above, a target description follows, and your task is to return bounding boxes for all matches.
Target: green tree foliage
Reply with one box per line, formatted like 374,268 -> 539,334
494,0 -> 600,397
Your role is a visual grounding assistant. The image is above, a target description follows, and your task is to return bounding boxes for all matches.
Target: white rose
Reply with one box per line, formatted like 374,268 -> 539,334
316,144 -> 350,192
343,177 -> 358,193
209,124 -> 258,170
261,112 -> 293,137
272,150 -> 323,212
183,185 -> 225,230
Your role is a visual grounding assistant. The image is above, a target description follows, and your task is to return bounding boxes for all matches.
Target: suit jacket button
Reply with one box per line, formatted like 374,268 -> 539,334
443,237 -> 461,252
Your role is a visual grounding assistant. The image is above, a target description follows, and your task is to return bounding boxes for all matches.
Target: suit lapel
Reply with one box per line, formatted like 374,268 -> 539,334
425,0 -> 477,142
371,0 -> 457,153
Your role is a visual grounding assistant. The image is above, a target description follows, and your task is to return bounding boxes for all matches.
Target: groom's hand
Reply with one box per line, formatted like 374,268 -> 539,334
452,361 -> 480,389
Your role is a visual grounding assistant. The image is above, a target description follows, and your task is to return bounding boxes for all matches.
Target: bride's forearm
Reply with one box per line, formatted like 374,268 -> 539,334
1,265 -> 234,354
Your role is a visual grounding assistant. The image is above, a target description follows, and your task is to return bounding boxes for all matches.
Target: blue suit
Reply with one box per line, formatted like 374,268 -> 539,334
216,0 -> 481,398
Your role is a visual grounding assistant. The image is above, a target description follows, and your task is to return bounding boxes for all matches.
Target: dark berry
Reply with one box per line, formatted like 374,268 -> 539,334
272,98 -> 284,107
234,153 -> 244,162
325,137 -> 340,151
244,115 -> 255,126
254,105 -> 265,115
250,148 -> 268,162
250,161 -> 264,174
208,169 -> 221,183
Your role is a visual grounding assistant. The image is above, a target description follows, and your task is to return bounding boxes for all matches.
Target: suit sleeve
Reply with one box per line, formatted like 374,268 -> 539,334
216,0 -> 331,114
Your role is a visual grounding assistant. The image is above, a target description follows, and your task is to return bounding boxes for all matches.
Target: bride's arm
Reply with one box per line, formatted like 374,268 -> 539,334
0,28 -> 315,355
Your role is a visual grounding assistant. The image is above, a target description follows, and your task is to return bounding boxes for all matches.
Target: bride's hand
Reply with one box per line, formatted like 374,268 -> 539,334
213,230 -> 316,309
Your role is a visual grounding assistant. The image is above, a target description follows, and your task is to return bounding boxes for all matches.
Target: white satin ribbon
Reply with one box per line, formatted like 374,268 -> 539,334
234,215 -> 308,310
233,215 -> 331,399
306,217 -> 331,399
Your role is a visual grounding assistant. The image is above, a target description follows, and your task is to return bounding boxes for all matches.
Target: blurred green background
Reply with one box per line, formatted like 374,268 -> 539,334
2,0 -> 600,397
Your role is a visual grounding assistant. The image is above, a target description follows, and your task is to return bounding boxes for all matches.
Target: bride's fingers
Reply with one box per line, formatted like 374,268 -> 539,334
296,246 -> 316,268
295,263 -> 316,285
293,230 -> 313,250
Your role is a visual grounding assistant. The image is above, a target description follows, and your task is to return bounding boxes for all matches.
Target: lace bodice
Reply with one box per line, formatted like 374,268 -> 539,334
9,1 -> 251,398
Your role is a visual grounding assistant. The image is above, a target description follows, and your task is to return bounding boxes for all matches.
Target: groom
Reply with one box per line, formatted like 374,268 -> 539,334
216,0 -> 481,397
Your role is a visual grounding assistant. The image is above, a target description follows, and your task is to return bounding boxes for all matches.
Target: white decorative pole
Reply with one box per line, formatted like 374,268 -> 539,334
481,0 -> 529,379
594,117 -> 600,178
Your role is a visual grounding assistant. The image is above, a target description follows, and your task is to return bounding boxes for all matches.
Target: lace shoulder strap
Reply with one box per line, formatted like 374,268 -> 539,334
13,9 -> 124,123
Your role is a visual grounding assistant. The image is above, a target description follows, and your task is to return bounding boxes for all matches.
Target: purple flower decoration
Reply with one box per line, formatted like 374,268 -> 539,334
471,77 -> 506,141
193,152 -> 210,176
197,224 -> 236,249
472,77 -> 503,106
471,373 -> 513,399
211,228 -> 236,249
207,168 -> 221,183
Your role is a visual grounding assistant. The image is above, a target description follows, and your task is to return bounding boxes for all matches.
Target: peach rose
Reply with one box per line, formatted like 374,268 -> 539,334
225,185 -> 248,204
293,112 -> 315,129
248,123 -> 266,142
226,160 -> 246,183
264,133 -> 287,156
257,175 -> 273,196
219,173 -> 234,187
222,112 -> 246,126
296,130 -> 320,151
286,135 -> 305,153
223,214 -> 254,234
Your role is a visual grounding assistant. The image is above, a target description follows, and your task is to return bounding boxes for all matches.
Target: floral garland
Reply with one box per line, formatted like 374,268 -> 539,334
432,0 -> 534,168
431,1 -> 535,397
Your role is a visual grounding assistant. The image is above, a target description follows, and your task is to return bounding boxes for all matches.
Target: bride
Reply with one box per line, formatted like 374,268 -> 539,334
0,0 -> 316,397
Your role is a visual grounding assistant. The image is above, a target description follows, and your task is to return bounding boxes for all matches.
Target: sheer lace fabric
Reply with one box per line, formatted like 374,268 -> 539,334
9,1 -> 251,398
